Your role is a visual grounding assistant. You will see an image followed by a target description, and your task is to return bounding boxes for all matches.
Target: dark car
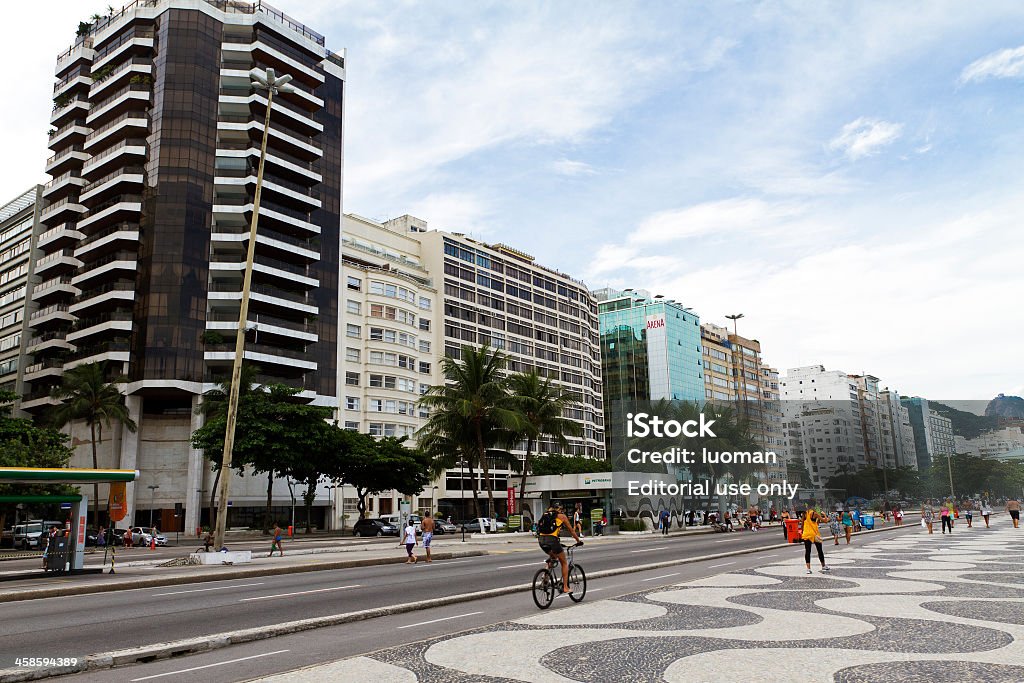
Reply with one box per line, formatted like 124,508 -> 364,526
352,518 -> 398,537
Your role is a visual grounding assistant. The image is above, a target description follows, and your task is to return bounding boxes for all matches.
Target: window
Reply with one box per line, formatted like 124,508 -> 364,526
346,300 -> 361,314
345,396 -> 359,410
418,296 -> 431,310
346,276 -> 361,291
419,383 -> 430,395
345,347 -> 360,362
345,372 -> 360,386
418,340 -> 430,353
346,324 -> 361,338
419,319 -> 430,331
344,421 -> 359,431
419,361 -> 431,374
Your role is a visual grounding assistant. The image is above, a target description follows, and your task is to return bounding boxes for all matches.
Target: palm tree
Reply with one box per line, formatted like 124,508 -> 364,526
507,371 -> 582,522
417,345 -> 524,520
50,362 -> 137,527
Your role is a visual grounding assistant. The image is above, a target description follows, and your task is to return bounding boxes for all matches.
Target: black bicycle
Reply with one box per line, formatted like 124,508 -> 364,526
532,542 -> 586,609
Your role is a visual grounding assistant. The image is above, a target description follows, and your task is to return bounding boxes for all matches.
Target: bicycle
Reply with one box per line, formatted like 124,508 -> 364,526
532,542 -> 586,609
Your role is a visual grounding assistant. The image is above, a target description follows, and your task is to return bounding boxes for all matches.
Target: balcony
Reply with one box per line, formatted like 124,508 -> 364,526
55,38 -> 94,75
81,138 -> 147,177
72,250 -> 138,286
216,116 -> 321,159
63,340 -> 131,370
42,171 -> 86,200
30,276 -> 80,303
40,196 -> 87,224
34,249 -> 82,276
91,29 -> 155,71
48,120 -> 91,150
221,40 -> 325,86
213,168 -> 322,211
205,342 -> 317,371
44,145 -> 89,176
23,358 -> 64,382
27,331 -> 73,354
208,282 -> 318,315
50,97 -> 90,126
79,167 -> 145,203
69,281 -> 135,315
66,311 -> 133,343
86,83 -> 151,127
89,57 -> 152,98
209,256 -> 318,289
75,222 -> 140,257
84,111 -> 149,151
206,310 -> 316,339
29,303 -> 74,327
77,194 -> 143,231
211,196 -> 320,235
210,223 -> 320,261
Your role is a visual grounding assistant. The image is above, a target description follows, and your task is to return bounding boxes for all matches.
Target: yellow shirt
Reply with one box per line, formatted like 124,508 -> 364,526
800,511 -> 821,541
538,515 -> 566,537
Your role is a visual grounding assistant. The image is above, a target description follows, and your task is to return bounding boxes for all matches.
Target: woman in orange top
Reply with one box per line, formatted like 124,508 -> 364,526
800,508 -> 831,575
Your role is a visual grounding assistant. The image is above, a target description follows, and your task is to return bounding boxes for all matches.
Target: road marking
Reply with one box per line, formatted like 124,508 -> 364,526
630,547 -> 668,553
762,554 -> 778,558
709,562 -> 736,568
497,562 -> 537,569
397,611 -> 484,629
130,650 -> 289,681
642,572 -> 681,582
153,582 -> 264,596
240,585 -> 359,602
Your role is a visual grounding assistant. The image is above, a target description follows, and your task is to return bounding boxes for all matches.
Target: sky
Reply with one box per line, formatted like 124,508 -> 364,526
1,1 -> 1022,401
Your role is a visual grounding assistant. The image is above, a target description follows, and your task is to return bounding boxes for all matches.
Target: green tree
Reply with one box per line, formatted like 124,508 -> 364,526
530,453 -> 612,476
418,345 -> 524,519
0,391 -> 75,531
49,362 -> 137,527
507,371 -> 581,519
336,432 -> 431,520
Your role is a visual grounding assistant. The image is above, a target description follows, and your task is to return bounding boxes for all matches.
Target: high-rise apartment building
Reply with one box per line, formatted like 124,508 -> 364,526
27,0 -> 344,532
595,288 -> 703,456
901,397 -> 954,469
339,215 -> 604,521
0,188 -> 43,402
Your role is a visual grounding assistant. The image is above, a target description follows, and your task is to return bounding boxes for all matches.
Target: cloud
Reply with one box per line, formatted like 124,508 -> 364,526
405,192 -> 492,236
828,117 -> 903,160
551,158 -> 597,177
628,198 -> 803,245
959,45 -> 1024,85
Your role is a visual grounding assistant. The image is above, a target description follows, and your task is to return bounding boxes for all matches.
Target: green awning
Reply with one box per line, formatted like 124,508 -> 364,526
0,495 -> 83,503
0,468 -> 138,484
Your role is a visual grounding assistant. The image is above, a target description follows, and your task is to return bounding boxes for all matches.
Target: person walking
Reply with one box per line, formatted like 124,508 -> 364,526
800,507 -> 831,574
922,500 -> 935,534
401,519 -> 418,564
829,511 -> 842,545
940,501 -> 953,534
421,511 -> 435,563
124,527 -> 133,549
893,506 -> 903,526
982,500 -> 992,528
269,523 -> 284,557
1007,497 -> 1021,528
659,509 -> 670,536
573,503 -> 585,538
841,509 -> 854,544
965,507 -> 973,528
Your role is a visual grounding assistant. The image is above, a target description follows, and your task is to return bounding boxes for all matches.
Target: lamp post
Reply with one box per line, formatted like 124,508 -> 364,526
147,485 -> 159,529
324,484 -> 337,533
213,68 -> 296,551
196,488 -> 208,534
286,477 -> 297,535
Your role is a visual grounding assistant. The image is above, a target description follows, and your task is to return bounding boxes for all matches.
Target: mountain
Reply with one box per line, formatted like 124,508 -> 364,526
985,394 -> 1024,419
929,401 -> 999,439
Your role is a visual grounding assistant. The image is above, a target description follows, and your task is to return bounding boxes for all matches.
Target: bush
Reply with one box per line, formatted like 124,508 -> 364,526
619,518 -> 647,532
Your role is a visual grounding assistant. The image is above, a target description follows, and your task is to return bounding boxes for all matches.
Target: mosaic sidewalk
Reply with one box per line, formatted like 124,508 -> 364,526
257,522 -> 1024,682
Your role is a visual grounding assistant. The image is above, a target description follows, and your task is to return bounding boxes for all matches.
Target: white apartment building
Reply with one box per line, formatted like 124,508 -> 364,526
0,188 -> 42,403
340,215 -> 604,523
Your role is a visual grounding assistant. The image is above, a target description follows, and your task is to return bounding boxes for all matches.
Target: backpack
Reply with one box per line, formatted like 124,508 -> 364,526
537,512 -> 559,535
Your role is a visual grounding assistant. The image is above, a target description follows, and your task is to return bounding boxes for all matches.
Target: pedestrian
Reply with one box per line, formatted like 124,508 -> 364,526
829,511 -> 842,545
97,525 -> 106,547
940,501 -> 953,534
659,509 -> 670,535
573,503 -> 584,538
965,508 -> 973,528
203,530 -> 213,552
800,507 -> 831,574
269,523 -> 284,557
421,511 -> 435,563
921,500 -> 935,534
894,506 -> 904,526
124,527 -> 133,549
841,509 -> 854,544
41,525 -> 57,569
401,519 -> 418,564
981,500 -> 992,528
1006,497 -> 1021,529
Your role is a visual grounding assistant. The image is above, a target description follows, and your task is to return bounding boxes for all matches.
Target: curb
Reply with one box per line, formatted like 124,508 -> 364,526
0,550 -> 488,605
0,521 -> 918,683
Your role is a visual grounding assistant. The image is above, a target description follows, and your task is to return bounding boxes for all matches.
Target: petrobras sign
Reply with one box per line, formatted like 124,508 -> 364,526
645,315 -> 666,330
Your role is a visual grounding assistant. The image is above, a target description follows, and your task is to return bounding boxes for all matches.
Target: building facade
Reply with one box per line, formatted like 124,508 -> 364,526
902,397 -> 955,469
0,188 -> 43,403
26,0 -> 344,532
954,426 -> 1024,459
595,288 -> 703,457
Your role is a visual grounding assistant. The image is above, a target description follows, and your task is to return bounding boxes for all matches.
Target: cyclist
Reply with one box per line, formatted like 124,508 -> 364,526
537,504 -> 582,594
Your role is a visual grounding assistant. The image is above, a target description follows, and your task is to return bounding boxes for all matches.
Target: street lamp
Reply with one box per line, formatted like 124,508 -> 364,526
213,68 -> 296,550
147,485 -> 159,529
324,484 -> 338,533
286,477 -> 297,535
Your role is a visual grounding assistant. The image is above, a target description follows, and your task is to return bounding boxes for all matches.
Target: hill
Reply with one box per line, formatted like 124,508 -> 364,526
929,401 -> 999,439
985,394 -> 1024,419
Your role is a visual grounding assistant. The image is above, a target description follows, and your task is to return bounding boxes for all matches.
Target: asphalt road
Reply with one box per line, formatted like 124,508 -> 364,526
54,526 -> 919,683
0,526 -> 872,672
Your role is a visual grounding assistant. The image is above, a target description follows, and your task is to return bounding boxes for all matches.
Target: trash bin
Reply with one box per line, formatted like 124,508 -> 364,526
784,518 -> 802,543
860,514 -> 875,530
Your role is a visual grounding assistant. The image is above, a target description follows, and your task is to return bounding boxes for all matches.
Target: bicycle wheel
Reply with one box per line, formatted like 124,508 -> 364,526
568,563 -> 587,602
532,568 -> 555,609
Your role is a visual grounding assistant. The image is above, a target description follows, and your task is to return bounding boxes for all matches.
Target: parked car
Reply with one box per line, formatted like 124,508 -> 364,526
130,527 -> 168,547
13,521 -> 64,550
433,520 -> 458,535
379,514 -> 422,533
352,518 -> 398,537
458,518 -> 505,533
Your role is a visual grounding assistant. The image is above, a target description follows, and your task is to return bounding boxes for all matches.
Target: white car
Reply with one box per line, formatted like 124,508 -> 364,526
130,527 -> 168,547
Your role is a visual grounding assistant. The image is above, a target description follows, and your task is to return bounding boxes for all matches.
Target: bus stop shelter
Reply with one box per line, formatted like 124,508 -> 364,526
0,467 -> 138,572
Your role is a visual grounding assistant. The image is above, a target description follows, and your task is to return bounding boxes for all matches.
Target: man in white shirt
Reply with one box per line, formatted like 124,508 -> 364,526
401,521 -> 418,564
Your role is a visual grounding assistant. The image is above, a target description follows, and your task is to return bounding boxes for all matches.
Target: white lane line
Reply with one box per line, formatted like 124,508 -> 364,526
497,562 -> 537,570
153,582 -> 264,597
642,572 -> 681,582
397,611 -> 484,629
762,554 -> 778,558
709,562 -> 736,568
130,650 -> 289,681
630,547 -> 669,553
240,585 -> 359,602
